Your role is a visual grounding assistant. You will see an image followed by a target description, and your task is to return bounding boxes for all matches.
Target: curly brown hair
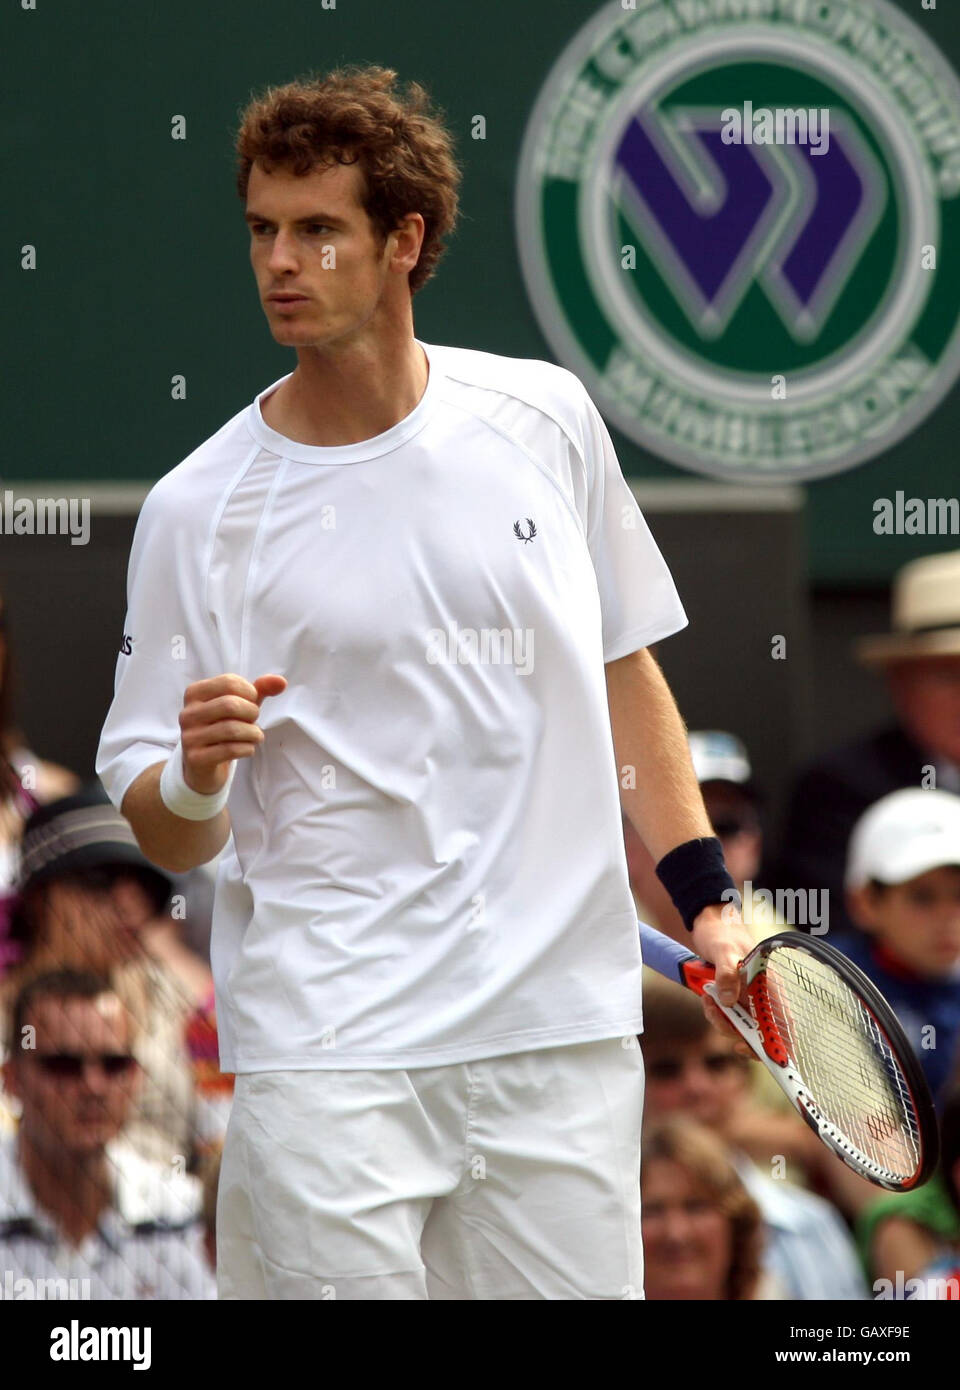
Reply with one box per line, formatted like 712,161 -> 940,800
642,1117 -> 765,1300
234,65 -> 461,294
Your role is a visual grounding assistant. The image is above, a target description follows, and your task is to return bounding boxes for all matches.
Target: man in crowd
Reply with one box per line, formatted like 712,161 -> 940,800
3,788 -> 226,1168
0,970 -> 214,1298
773,550 -> 960,937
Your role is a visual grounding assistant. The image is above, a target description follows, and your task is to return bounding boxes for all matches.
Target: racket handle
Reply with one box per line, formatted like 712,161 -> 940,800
638,919 -> 716,994
638,919 -> 697,982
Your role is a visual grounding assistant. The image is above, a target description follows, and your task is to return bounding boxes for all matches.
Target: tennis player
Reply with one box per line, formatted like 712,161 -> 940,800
96,65 -> 753,1300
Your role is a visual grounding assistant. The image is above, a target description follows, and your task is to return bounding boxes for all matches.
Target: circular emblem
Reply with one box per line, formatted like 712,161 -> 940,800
516,0 -> 960,481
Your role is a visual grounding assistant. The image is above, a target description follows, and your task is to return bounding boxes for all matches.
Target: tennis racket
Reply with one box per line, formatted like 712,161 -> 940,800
638,920 -> 939,1191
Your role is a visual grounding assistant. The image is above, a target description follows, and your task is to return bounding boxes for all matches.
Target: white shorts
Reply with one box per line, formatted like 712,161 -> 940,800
217,1036 -> 645,1300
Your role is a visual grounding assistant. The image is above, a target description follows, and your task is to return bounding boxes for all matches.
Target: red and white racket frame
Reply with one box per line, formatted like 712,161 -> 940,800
639,921 -> 939,1192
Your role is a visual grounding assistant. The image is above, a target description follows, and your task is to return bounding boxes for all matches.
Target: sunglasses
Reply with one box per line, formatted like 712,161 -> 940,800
34,1053 -> 137,1080
646,1053 -> 746,1082
711,815 -> 760,839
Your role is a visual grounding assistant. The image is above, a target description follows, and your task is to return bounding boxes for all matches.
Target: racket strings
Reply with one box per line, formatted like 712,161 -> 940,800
754,949 -> 921,1182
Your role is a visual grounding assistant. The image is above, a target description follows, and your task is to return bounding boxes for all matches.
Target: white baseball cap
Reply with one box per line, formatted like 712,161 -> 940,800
845,788 -> 960,889
688,731 -> 752,787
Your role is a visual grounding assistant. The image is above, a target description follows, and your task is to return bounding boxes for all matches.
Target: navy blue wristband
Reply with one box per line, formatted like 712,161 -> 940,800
654,836 -> 741,932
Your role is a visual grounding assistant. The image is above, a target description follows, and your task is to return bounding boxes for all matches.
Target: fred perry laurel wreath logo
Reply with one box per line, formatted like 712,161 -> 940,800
514,518 -> 538,541
516,0 -> 960,482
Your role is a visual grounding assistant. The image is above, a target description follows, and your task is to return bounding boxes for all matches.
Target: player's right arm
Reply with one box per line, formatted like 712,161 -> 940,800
120,672 -> 286,873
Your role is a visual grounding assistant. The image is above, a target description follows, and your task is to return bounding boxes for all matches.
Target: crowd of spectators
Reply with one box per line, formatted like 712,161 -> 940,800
633,548 -> 960,1301
0,546 -> 959,1299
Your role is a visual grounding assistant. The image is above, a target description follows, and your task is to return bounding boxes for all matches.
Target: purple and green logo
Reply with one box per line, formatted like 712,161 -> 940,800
516,0 -> 960,481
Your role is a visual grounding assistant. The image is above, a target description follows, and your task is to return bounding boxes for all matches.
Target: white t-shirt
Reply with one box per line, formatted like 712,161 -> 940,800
96,341 -> 688,1071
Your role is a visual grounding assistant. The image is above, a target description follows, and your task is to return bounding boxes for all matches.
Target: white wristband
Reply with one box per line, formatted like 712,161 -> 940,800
159,738 -> 236,821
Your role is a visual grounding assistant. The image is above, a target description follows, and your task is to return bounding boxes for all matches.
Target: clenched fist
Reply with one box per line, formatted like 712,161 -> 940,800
179,673 -> 287,794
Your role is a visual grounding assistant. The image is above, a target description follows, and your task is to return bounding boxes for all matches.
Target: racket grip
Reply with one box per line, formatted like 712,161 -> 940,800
638,919 -> 699,985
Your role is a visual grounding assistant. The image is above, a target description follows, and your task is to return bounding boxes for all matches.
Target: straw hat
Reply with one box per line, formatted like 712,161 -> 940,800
855,550 -> 960,666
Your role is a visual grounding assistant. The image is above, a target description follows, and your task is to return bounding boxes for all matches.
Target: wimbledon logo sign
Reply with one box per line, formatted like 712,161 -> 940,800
515,0 -> 960,481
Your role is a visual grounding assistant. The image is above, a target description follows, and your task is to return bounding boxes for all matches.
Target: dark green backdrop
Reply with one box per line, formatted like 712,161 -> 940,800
5,0 -> 959,584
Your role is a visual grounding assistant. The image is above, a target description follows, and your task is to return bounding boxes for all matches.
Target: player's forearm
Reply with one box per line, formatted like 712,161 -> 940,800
121,761 -> 231,872
605,647 -> 713,862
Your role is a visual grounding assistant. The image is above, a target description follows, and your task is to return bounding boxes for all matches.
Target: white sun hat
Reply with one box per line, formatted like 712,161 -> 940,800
845,787 -> 960,889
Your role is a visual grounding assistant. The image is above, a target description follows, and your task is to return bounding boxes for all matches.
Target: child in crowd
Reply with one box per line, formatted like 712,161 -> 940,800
839,787 -> 960,1110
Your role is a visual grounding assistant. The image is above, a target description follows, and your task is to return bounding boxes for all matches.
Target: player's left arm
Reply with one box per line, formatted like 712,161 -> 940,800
605,645 -> 754,1011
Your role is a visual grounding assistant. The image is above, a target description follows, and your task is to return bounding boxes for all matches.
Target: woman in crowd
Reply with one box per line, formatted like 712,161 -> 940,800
641,1116 -> 776,1300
